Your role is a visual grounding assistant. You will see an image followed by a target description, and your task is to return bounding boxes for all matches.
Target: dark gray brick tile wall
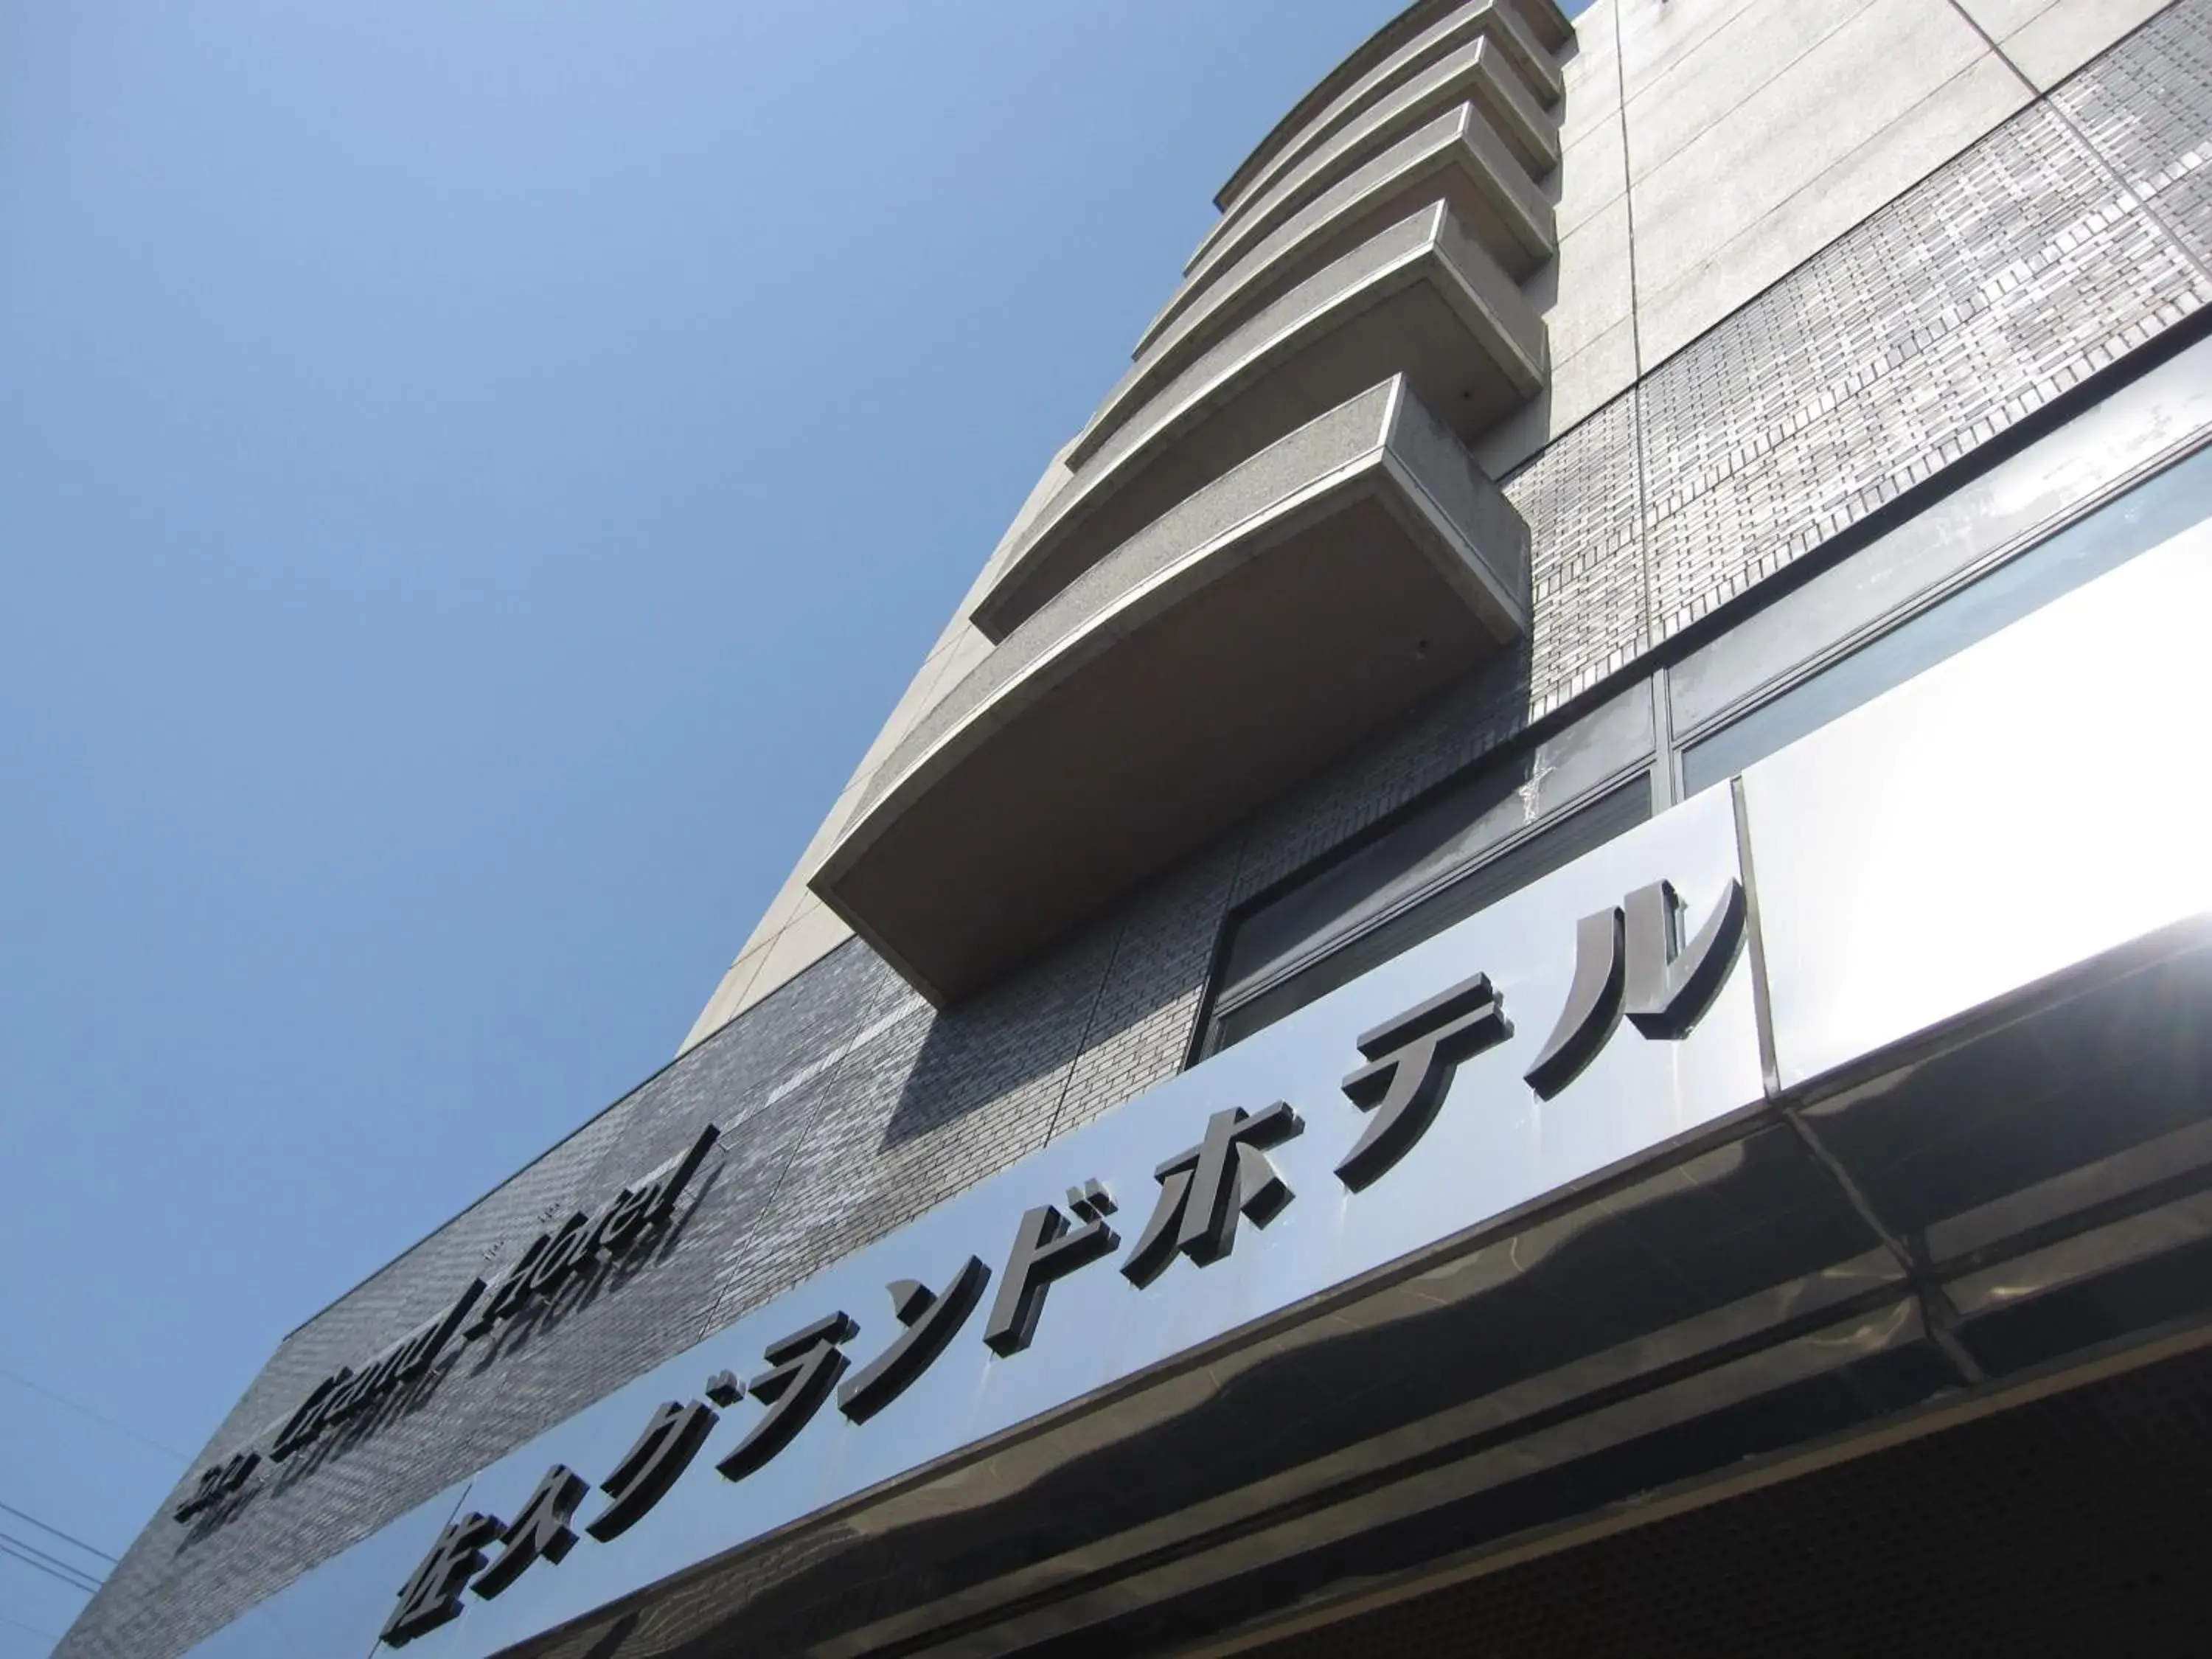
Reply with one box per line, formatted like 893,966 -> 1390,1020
1515,388 -> 1651,717
709,919 -> 1117,1322
1226,644 -> 1537,911
1641,97 -> 2205,646
80,1100 -> 641,1659
1051,842 -> 1242,1136
64,943 -> 926,1659
60,7 -> 2212,1655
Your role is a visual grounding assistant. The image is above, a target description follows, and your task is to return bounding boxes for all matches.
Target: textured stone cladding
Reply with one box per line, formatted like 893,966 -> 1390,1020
56,7 -> 2212,1656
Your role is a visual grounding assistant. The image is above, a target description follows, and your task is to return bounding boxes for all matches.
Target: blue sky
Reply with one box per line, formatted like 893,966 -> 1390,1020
0,1 -> 1465,1647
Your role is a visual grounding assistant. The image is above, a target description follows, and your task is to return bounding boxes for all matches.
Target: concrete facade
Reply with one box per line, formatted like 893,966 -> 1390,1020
683,0 -> 2191,1054
60,3 -> 2212,1655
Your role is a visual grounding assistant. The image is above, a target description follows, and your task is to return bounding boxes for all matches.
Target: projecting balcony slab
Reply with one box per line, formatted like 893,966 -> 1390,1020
974,199 -> 1543,642
1217,0 -> 1562,234
1190,37 -> 1560,299
1508,0 -> 1574,52
1100,102 -> 1555,465
812,378 -> 1530,1006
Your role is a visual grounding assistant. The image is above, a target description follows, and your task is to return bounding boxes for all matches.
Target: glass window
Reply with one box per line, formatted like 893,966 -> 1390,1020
1203,773 -> 1652,1056
1683,439 -> 2212,797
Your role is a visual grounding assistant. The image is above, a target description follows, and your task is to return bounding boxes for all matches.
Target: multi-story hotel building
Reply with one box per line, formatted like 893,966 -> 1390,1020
62,1 -> 2212,1653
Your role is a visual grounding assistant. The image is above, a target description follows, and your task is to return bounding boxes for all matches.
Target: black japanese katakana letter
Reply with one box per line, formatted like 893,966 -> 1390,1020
1124,1104 -> 1301,1285
1622,878 -> 1745,1038
471,1464 -> 587,1601
1525,878 -> 1745,1097
703,1369 -> 745,1408
717,1312 -> 858,1481
1525,906 -> 1627,1098
984,1195 -> 1119,1356
382,1509 -> 503,1647
174,1450 -> 260,1523
838,1256 -> 991,1424
1337,974 -> 1512,1189
584,1399 -> 719,1543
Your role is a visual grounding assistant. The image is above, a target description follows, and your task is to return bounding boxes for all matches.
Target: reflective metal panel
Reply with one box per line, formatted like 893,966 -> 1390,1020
1682,435 -> 2212,797
176,786 -> 1758,1659
1743,509 -> 2212,1095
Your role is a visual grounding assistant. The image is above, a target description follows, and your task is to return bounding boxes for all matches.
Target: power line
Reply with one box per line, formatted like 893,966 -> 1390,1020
0,1530 -> 100,1588
0,1531 -> 102,1595
0,1500 -> 117,1565
0,1368 -> 189,1464
0,1612 -> 63,1642
0,1534 -> 101,1596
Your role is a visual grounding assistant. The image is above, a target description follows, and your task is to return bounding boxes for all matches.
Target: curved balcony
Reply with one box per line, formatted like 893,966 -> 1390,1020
1105,102 -> 1554,460
972,199 -> 1543,643
1217,3 -> 1508,215
1509,0 -> 1574,52
811,378 -> 1531,1006
1215,0 -> 1562,238
1186,36 -> 1559,301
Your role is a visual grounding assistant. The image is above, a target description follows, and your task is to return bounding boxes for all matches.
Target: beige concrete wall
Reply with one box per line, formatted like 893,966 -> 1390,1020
1479,0 -> 2169,473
